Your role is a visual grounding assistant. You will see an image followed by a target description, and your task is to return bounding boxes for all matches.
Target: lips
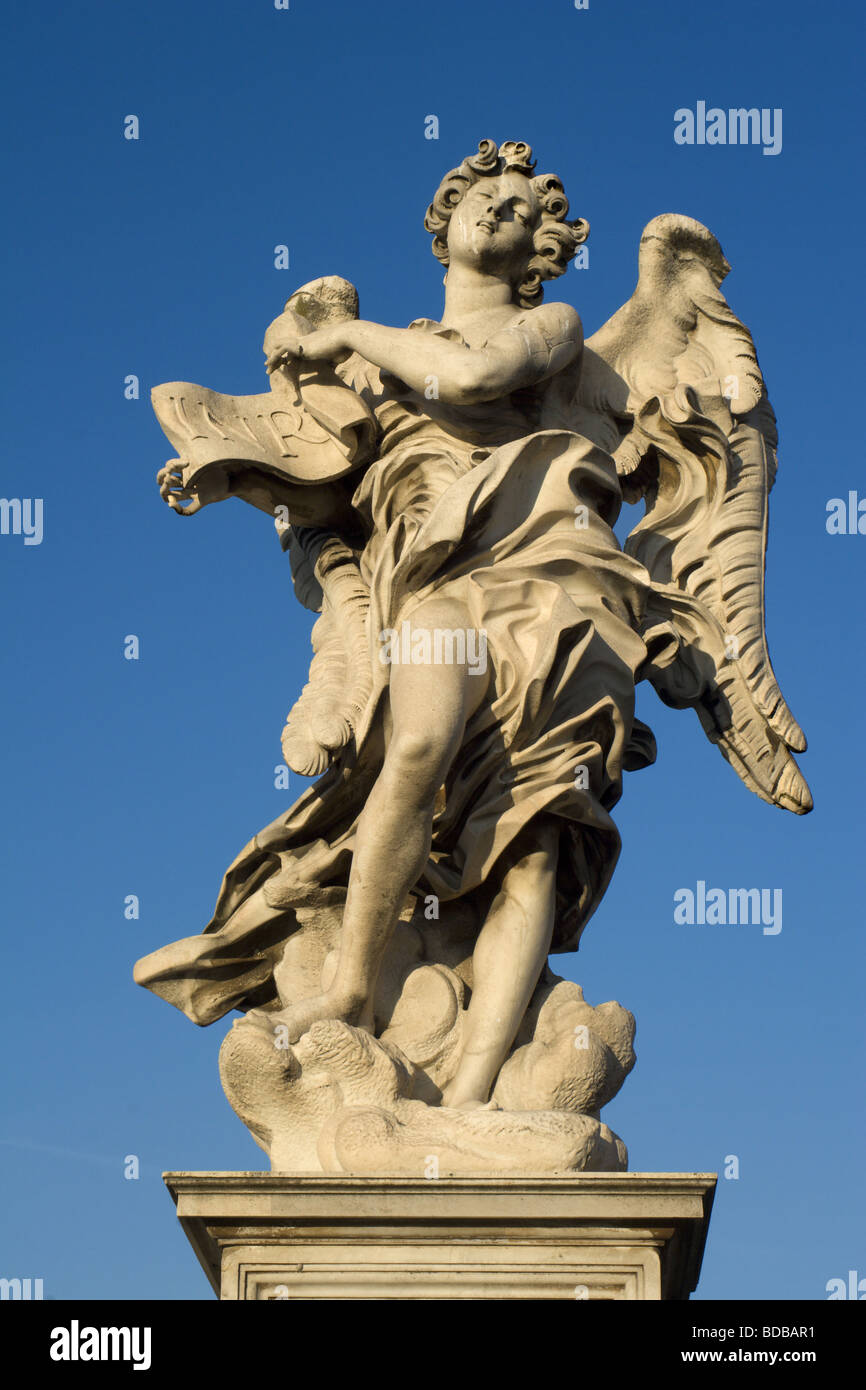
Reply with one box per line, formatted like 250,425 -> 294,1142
476,219 -> 496,233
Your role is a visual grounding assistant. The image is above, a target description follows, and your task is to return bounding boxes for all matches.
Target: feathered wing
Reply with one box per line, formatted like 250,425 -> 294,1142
548,213 -> 811,813
280,526 -> 372,776
151,272 -> 378,778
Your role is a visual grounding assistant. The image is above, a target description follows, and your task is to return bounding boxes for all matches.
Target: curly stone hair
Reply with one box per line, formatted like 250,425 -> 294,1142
424,139 -> 589,309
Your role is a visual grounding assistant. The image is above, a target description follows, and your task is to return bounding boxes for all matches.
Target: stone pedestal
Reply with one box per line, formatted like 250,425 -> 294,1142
165,1172 -> 716,1300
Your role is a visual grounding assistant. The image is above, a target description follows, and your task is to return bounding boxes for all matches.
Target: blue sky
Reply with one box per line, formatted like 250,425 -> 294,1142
1,0 -> 863,1299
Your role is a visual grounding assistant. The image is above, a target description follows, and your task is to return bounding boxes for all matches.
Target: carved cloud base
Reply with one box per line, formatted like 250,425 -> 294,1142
220,1014 -> 629,1175
216,913 -> 638,1175
164,1172 -> 717,1301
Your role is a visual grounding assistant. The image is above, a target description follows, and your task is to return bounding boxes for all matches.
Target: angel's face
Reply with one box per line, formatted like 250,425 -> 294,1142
447,172 -> 539,281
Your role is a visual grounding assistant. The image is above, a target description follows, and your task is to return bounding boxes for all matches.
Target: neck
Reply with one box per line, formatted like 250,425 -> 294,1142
440,263 -> 515,325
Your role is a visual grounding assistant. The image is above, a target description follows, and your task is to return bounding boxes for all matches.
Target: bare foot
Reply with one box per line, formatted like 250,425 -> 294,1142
253,990 -> 367,1046
440,1081 -> 500,1112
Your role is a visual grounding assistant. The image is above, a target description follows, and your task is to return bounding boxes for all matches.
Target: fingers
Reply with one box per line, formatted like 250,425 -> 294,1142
265,332 -> 304,374
157,464 -> 183,500
167,494 -> 202,515
156,461 -> 200,514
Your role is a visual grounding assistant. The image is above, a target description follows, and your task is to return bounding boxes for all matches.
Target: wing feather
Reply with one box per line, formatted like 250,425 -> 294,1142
280,531 -> 372,777
564,214 -> 810,812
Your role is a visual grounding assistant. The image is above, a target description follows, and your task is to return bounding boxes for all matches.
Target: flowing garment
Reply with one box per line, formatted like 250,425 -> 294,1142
136,317 -> 657,1024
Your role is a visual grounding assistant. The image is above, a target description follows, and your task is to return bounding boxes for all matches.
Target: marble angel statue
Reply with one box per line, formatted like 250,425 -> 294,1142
135,140 -> 810,1173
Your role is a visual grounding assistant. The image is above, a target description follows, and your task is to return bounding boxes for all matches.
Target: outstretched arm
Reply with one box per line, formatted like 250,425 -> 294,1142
264,303 -> 582,406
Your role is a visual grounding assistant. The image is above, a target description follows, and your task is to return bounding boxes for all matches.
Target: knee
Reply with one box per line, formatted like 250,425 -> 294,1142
402,596 -> 472,632
384,728 -> 451,801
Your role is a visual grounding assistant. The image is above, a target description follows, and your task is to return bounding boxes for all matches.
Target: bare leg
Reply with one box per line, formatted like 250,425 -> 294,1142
441,818 -> 559,1109
272,597 -> 489,1042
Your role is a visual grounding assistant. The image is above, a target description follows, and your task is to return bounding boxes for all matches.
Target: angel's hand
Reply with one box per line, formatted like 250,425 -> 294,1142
265,326 -> 306,374
157,460 -> 202,515
265,322 -> 354,374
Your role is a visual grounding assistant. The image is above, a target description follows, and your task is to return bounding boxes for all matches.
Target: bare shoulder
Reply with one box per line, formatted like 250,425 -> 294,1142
514,300 -> 582,346
494,301 -> 583,381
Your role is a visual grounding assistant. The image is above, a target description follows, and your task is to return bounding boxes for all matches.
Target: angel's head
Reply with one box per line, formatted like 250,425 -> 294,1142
424,139 -> 589,308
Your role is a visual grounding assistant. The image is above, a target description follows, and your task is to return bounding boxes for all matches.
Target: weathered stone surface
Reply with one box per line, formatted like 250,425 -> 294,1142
136,138 -> 809,1175
219,1014 -> 628,1175
165,1171 -> 717,1300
